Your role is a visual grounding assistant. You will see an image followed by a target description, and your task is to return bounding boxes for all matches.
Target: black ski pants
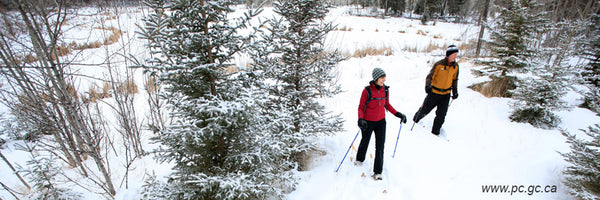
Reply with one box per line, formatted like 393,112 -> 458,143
414,93 -> 451,135
356,119 -> 386,174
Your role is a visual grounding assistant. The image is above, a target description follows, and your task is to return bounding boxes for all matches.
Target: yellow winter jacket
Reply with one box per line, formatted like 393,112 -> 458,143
426,58 -> 459,95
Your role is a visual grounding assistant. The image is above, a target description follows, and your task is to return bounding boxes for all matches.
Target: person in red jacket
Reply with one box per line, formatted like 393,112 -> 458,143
356,68 -> 407,180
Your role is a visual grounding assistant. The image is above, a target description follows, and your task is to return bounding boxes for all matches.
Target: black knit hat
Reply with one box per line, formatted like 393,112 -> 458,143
446,45 -> 459,57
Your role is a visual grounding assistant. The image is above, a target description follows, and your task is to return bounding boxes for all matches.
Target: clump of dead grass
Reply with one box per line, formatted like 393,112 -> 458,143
86,82 -> 112,103
468,76 -> 516,98
352,46 -> 393,58
117,79 -> 138,95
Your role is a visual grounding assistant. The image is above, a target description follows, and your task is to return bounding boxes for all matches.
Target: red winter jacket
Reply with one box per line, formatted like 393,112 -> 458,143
358,83 -> 398,122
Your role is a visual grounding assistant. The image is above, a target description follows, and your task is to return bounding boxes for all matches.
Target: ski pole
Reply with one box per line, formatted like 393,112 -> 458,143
335,130 -> 360,173
412,99 -> 426,131
411,109 -> 418,131
392,123 -> 403,158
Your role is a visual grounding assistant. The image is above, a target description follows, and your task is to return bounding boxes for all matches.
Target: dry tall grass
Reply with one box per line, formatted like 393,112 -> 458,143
20,26 -> 125,65
145,76 -> 159,94
352,46 -> 393,58
22,43 -> 74,64
75,26 -> 123,50
86,82 -> 112,103
335,26 -> 352,31
103,27 -> 123,45
117,79 -> 139,95
468,76 -> 516,98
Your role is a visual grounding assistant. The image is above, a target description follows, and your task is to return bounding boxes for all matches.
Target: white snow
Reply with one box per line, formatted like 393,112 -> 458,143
290,54 -> 581,200
0,5 -> 597,200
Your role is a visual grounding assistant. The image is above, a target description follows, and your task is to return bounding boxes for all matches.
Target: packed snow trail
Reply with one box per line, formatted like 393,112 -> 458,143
288,52 -> 582,199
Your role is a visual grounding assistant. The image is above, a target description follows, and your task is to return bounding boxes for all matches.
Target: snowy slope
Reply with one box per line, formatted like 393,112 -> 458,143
0,5 -> 597,200
289,54 -> 588,200
288,8 -> 597,200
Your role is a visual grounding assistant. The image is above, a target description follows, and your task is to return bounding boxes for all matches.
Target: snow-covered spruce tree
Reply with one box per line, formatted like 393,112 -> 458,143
509,21 -> 575,129
250,0 -> 343,172
560,125 -> 600,200
138,1 -> 284,199
582,12 -> 600,113
509,73 -> 568,129
17,142 -> 82,200
480,0 -> 567,128
473,0 -> 533,98
481,0 -> 541,77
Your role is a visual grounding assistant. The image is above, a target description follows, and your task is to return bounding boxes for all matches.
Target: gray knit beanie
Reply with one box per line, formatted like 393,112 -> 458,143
372,68 -> 386,81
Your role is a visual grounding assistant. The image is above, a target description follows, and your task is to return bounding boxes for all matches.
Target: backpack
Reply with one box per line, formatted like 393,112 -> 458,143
363,85 -> 389,113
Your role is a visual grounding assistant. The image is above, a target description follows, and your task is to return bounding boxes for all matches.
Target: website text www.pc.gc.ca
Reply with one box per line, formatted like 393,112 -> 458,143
482,184 -> 558,195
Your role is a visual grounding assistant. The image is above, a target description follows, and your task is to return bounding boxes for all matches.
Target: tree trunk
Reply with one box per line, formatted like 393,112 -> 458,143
475,0 -> 490,57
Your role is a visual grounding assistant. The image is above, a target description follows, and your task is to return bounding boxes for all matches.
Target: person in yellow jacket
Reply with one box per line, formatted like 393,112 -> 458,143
413,45 -> 459,136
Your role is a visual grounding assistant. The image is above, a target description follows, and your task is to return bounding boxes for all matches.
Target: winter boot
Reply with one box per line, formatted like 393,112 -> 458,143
372,174 -> 383,180
354,161 -> 363,166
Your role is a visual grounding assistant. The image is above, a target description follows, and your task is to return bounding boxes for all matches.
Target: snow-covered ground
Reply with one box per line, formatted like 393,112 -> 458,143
289,7 -> 595,200
0,5 -> 597,200
289,53 -> 584,200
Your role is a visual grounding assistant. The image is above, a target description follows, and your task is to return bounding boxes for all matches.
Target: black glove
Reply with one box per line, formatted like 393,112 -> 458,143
425,85 -> 432,94
358,119 -> 367,130
395,112 -> 407,123
452,93 -> 458,100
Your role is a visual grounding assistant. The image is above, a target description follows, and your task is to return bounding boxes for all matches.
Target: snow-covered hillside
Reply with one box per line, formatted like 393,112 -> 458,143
0,5 -> 597,200
289,53 -> 589,200
289,7 -> 596,200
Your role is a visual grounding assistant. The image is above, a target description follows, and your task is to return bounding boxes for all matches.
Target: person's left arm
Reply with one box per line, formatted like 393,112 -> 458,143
452,65 -> 459,98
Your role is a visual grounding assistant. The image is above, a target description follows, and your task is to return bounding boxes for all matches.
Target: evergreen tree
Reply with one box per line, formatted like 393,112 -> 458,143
446,0 -> 466,16
478,0 -> 569,128
18,142 -> 82,200
509,73 -> 568,129
560,125 -> 600,200
381,0 -> 406,16
510,14 -> 577,129
139,0 -> 285,199
250,0 -> 344,171
582,11 -> 600,113
481,0 -> 541,77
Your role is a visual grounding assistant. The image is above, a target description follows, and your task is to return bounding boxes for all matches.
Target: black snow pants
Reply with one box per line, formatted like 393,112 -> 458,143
356,119 -> 386,174
413,93 -> 451,135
